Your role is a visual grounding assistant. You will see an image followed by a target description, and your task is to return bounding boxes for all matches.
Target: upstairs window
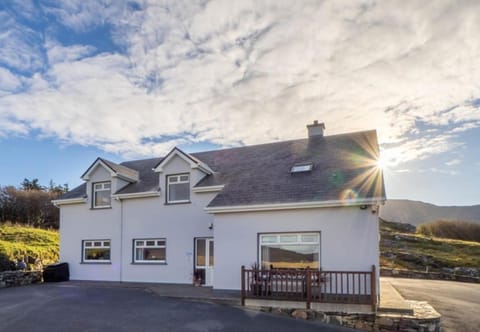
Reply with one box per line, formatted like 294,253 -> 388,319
167,174 -> 190,203
290,163 -> 313,173
93,182 -> 111,208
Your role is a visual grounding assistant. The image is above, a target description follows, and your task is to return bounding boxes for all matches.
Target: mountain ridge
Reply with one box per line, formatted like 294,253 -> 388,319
379,199 -> 480,226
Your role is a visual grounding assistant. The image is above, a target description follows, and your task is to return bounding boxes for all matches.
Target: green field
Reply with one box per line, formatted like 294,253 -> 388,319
380,219 -> 480,271
0,224 -> 59,271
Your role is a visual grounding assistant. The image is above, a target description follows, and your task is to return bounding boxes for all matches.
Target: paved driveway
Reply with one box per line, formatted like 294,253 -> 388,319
384,277 -> 480,332
0,283 -> 353,332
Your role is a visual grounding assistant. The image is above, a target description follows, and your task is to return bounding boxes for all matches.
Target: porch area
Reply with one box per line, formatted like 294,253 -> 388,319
241,265 -> 378,312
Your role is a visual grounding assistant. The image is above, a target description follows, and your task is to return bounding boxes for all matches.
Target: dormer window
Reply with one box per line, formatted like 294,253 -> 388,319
167,174 -> 190,203
290,163 -> 313,173
93,182 -> 111,208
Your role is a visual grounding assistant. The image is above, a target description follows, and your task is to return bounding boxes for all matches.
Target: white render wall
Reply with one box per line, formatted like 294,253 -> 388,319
120,193 -> 215,283
59,200 -> 123,281
59,156 -> 216,283
213,206 -> 379,290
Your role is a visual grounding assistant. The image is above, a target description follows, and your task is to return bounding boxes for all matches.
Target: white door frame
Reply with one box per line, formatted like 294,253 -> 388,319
195,237 -> 214,286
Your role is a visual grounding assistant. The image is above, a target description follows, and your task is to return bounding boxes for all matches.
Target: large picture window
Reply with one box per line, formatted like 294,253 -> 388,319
83,240 -> 111,263
134,239 -> 166,263
93,182 -> 111,208
167,174 -> 190,203
259,233 -> 320,269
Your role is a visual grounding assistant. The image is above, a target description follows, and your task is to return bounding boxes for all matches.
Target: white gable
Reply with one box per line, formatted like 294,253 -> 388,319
81,159 -> 117,181
153,148 -> 213,175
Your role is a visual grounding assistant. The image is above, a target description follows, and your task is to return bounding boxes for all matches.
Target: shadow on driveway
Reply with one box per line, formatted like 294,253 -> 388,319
0,283 -> 355,332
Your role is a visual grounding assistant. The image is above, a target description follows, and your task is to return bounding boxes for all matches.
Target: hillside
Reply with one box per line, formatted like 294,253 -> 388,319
380,219 -> 480,277
0,224 -> 59,271
380,199 -> 480,226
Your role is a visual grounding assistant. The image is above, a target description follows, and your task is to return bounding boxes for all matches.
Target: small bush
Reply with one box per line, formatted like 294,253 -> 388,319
0,253 -> 16,272
417,220 -> 480,242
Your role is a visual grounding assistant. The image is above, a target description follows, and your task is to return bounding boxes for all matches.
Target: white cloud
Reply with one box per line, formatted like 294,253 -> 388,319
0,12 -> 45,73
46,40 -> 96,64
393,169 -> 410,173
1,0 -> 480,160
40,0 -> 126,32
8,0 -> 42,22
428,168 -> 458,176
0,67 -> 22,93
0,114 -> 29,137
445,159 -> 461,166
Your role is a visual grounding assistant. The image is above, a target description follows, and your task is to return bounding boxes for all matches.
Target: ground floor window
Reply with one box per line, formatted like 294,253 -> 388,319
133,238 -> 166,263
83,240 -> 111,263
259,232 -> 320,269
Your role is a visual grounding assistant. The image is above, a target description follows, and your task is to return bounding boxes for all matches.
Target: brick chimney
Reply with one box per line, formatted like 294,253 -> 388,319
307,120 -> 325,137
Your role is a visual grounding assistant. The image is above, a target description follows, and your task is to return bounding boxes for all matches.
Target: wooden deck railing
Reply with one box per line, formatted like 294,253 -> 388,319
241,265 -> 377,311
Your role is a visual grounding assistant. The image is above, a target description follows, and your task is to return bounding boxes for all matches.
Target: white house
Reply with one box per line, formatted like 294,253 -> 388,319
54,121 -> 385,306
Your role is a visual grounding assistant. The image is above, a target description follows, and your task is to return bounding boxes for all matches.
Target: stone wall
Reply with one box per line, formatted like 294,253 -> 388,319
376,301 -> 441,332
381,267 -> 480,283
0,271 -> 42,288
251,302 -> 441,332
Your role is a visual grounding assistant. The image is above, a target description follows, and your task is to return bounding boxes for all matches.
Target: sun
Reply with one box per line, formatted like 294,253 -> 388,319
376,155 -> 388,169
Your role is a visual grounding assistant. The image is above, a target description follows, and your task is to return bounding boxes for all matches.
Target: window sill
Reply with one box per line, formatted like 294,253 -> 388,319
90,206 -> 112,210
80,262 -> 112,264
164,201 -> 191,205
131,262 -> 167,265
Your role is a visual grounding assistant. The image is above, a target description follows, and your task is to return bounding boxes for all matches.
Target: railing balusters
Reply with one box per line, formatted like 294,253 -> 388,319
240,267 -> 374,306
350,273 -> 353,303
357,273 -> 360,303
364,272 -> 367,297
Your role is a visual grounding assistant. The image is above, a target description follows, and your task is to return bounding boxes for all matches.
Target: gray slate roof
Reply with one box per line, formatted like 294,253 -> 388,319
115,158 -> 162,194
101,158 -> 139,181
60,130 -> 385,207
60,182 -> 87,199
81,157 -> 139,181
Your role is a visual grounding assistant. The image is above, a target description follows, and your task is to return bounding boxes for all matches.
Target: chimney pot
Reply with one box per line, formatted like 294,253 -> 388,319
307,120 -> 325,137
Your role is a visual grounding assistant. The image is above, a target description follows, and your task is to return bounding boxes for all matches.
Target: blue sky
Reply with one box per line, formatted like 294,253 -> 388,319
0,1 -> 479,206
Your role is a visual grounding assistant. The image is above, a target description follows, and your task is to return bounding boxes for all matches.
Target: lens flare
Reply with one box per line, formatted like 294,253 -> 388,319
340,189 -> 358,202
332,133 -> 385,200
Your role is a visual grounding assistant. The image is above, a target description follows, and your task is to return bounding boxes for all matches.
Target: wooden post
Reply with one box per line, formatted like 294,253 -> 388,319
241,265 -> 245,306
371,265 -> 377,312
306,269 -> 311,309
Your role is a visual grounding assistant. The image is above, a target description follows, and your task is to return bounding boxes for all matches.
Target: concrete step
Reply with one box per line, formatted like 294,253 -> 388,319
378,279 -> 414,315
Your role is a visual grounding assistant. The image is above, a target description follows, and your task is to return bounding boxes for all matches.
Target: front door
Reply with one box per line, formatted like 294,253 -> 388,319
195,238 -> 214,286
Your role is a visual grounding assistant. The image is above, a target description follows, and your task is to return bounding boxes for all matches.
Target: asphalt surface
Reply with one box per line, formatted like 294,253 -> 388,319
0,283 -> 354,332
384,277 -> 480,332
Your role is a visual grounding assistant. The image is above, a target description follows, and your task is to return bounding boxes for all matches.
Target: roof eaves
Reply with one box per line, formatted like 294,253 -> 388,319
205,197 -> 386,214
52,197 -> 87,206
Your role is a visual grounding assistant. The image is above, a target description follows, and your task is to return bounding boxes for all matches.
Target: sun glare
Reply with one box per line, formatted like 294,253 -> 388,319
376,155 -> 387,169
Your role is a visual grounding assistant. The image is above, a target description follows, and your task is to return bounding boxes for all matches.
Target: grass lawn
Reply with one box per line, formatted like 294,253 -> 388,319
380,219 -> 480,271
0,224 -> 59,269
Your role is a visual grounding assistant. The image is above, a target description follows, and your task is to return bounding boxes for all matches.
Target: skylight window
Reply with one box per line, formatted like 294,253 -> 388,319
290,163 -> 313,173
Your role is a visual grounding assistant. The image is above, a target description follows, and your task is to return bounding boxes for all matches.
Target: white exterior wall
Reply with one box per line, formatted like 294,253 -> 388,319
59,164 -> 125,281
213,206 -> 379,290
120,155 -> 215,283
59,156 -> 216,283
60,156 -> 379,287
59,203 -> 123,281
